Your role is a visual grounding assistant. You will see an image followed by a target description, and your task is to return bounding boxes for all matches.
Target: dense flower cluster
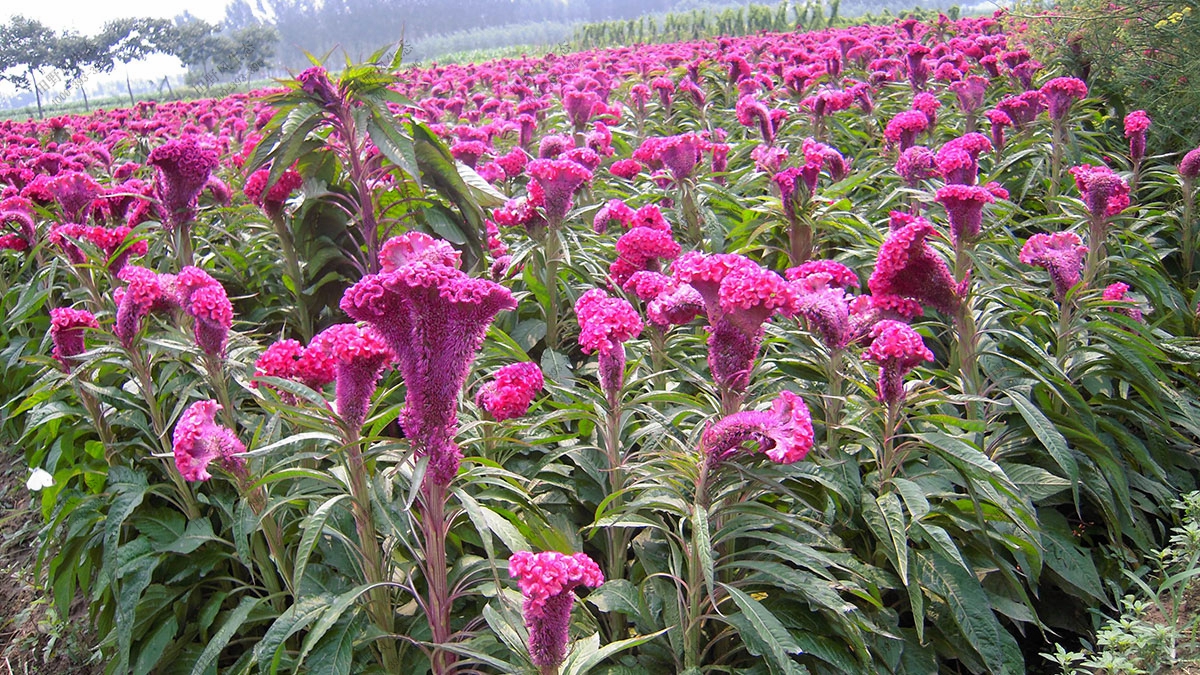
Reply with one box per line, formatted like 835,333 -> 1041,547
172,400 -> 246,482
509,551 -> 604,668
700,390 -> 815,463
244,168 -> 303,218
147,136 -> 220,229
1070,164 -> 1130,220
49,307 -> 99,371
862,320 -> 934,405
868,215 -> 963,315
310,323 -> 394,431
475,362 -> 544,421
1019,231 -> 1088,302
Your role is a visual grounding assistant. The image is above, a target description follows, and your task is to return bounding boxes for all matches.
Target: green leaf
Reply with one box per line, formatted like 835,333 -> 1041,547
305,615 -> 355,675
1007,392 -> 1079,503
162,518 -> 219,555
723,585 -> 806,675
862,492 -> 908,585
296,584 -> 385,670
693,507 -> 715,597
256,595 -> 333,674
190,596 -> 264,675
561,630 -> 670,675
368,112 -> 419,179
914,549 -> 1023,675
457,161 -> 507,207
586,579 -> 641,616
294,494 -> 351,594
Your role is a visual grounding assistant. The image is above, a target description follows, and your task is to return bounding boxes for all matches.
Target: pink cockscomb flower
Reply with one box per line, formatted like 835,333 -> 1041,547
175,266 -> 234,357
935,184 -> 996,244
114,265 -> 177,347
863,320 -> 934,405
0,210 -> 35,253
340,233 -> 516,486
785,259 -> 859,290
592,199 -> 635,234
508,551 -> 604,670
868,216 -> 963,315
1180,148 -> 1200,179
576,288 -> 642,402
476,362 -> 544,421
310,323 -> 394,432
895,146 -> 939,187
49,307 -> 99,371
47,171 -> 103,222
736,95 -> 775,145
700,390 -> 814,464
1040,77 -> 1088,122
1124,111 -> 1151,163
884,110 -> 930,151
610,224 -> 681,288
985,109 -> 1012,153
526,158 -> 593,228
148,136 -> 220,230
609,158 -> 642,180
1103,282 -> 1144,323
1070,164 -> 1130,220
1019,231 -> 1088,302
244,168 -> 303,219
936,133 -> 992,186
172,400 -> 246,482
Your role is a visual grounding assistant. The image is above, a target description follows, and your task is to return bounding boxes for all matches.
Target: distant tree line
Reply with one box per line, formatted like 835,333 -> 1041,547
0,15 -> 277,117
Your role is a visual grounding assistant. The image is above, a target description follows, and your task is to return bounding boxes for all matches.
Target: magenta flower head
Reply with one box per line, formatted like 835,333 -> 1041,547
609,158 -> 642,180
173,400 -> 246,482
297,66 -> 340,107
895,146 -> 939,187
884,110 -> 930,151
935,184 -> 996,244
310,323 -> 394,432
936,133 -> 992,186
114,265 -> 177,348
1180,148 -> 1200,180
341,233 -> 516,486
1040,77 -> 1088,122
47,171 -> 103,222
49,307 -> 99,371
1070,164 -> 1130,221
1124,111 -> 1151,163
576,288 -> 642,402
785,263 -> 864,351
476,362 -> 544,421
736,95 -> 775,145
592,199 -> 635,234
526,158 -> 593,229
863,320 -> 934,405
509,551 -> 604,670
700,388 -> 814,464
1019,231 -> 1088,302
949,75 -> 989,115
657,133 -> 703,184
244,168 -> 303,219
0,210 -> 36,253
175,267 -> 234,357
1103,282 -> 1144,323
868,216 -> 963,315
148,136 -> 220,230
610,223 -> 681,288
985,109 -> 1012,153
674,252 -> 796,394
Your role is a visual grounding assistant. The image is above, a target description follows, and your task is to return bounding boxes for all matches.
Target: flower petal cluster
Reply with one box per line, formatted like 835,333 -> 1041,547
172,400 -> 246,482
935,184 -> 995,243
868,216 -> 962,315
862,320 -> 934,405
244,169 -> 303,218
701,390 -> 814,464
50,307 -> 99,370
1070,164 -> 1130,220
148,136 -> 219,229
526,158 -> 593,228
476,362 -> 544,421
508,550 -> 604,668
1039,77 -> 1087,121
310,323 -> 395,432
1019,231 -> 1088,302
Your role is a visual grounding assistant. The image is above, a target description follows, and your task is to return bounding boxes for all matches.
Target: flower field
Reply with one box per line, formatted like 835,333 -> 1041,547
3,11 -> 1200,674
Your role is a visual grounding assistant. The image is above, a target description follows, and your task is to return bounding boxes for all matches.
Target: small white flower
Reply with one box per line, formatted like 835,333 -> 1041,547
27,467 -> 54,491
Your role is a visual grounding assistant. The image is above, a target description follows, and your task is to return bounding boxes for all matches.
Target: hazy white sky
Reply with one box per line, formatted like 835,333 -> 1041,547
2,0 -> 228,34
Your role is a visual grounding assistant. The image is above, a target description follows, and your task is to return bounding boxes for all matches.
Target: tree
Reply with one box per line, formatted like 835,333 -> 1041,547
0,16 -> 59,118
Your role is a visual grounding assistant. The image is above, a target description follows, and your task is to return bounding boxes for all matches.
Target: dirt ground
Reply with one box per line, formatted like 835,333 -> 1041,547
0,451 -> 97,675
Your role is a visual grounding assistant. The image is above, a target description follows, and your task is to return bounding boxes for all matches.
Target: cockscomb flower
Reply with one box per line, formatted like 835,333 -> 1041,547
1070,164 -> 1130,220
785,259 -> 859,290
475,362 -> 544,421
340,233 -> 516,486
379,230 -> 461,271
244,168 -> 303,219
736,95 -> 775,145
47,171 -> 102,222
148,137 -> 220,229
114,265 -> 176,347
935,184 -> 996,244
1040,77 -> 1088,122
868,216 -> 963,315
0,210 -> 35,253
701,389 -> 814,464
1124,111 -> 1151,163
657,133 -> 703,184
576,288 -> 642,402
1019,231 -> 1088,302
751,145 -> 789,174
996,90 -> 1045,128
884,110 -> 929,151
175,266 -> 233,357
526,158 -> 593,228
297,66 -> 340,107
645,280 -> 705,331
949,75 -> 989,116
253,339 -> 305,388
1180,148 -> 1200,179
985,109 -> 1013,152
508,551 -> 604,670
610,225 -> 681,287
609,158 -> 642,180
863,320 -> 934,405
895,146 -> 939,187
310,323 -> 394,432
592,199 -> 635,234
1103,282 -> 1144,323
936,133 -> 992,185
50,307 -> 99,371
173,400 -> 246,482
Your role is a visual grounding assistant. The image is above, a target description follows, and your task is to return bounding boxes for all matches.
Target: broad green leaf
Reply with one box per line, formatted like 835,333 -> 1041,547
723,585 -> 806,675
190,596 -> 264,675
294,494 -> 351,594
1007,392 -> 1079,503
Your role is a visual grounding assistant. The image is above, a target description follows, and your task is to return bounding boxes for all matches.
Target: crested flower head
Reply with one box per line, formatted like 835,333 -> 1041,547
1124,111 -> 1151,163
610,223 -> 681,287
785,259 -> 859,290
508,550 -> 604,669
1180,148 -> 1200,180
244,168 -> 303,218
476,362 -> 544,421
50,307 -> 99,370
884,110 -> 929,151
47,171 -> 102,222
175,266 -> 233,357
1070,164 -> 1130,220
935,184 -> 995,243
173,400 -> 246,482
148,136 -> 220,229
895,145 -> 939,187
863,320 -> 934,405
700,390 -> 814,464
1039,77 -> 1088,121
1103,282 -> 1144,323
114,265 -> 177,347
1019,231 -> 1088,302
868,216 -> 963,315
341,234 -> 516,486
936,133 -> 992,186
526,158 -> 593,228
310,323 -> 394,432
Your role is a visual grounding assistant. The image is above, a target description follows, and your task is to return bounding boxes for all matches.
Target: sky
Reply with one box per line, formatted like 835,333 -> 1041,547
1,0 -> 232,107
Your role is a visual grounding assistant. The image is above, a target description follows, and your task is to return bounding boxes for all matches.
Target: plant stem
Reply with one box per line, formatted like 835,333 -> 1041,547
338,110 -> 381,274
420,480 -> 455,675
268,211 -> 312,341
173,224 -> 194,270
1183,178 -> 1196,282
343,430 -> 398,671
681,181 -> 701,247
543,230 -> 562,351
824,349 -> 845,460
881,399 -> 901,487
602,395 -> 630,640
1083,216 -> 1107,287
788,216 -> 813,267
129,345 -> 201,519
1050,122 -> 1065,200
